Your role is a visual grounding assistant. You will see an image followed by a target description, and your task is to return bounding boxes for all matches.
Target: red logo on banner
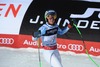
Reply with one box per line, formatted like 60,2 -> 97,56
0,4 -> 22,17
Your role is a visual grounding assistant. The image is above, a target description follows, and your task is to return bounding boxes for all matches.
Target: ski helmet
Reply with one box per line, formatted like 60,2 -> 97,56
44,10 -> 57,21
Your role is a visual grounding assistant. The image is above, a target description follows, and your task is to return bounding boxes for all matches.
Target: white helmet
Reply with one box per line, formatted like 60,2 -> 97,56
44,10 -> 57,21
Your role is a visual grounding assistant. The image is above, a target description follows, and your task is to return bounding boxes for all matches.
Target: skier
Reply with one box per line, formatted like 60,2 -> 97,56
32,10 -> 73,67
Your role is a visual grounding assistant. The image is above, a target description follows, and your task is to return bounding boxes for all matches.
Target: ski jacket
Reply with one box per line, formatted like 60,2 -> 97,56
34,22 -> 69,46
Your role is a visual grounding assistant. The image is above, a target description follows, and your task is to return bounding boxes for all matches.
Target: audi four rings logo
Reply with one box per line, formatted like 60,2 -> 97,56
68,44 -> 84,51
0,38 -> 14,45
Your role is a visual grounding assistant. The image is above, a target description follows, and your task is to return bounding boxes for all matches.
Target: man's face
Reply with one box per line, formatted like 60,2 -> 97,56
47,15 -> 56,25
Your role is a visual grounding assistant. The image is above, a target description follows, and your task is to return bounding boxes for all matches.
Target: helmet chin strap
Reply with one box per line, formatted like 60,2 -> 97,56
46,22 -> 56,26
46,18 -> 56,26
48,22 -> 55,26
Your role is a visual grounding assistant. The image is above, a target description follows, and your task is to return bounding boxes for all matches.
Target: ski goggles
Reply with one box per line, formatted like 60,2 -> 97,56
46,12 -> 57,19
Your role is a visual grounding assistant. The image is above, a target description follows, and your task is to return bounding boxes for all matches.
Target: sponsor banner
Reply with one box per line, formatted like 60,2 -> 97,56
79,0 -> 100,2
0,34 -> 99,56
0,34 -> 37,48
0,0 -> 33,34
57,38 -> 100,56
19,0 -> 100,42
73,0 -> 100,3
0,0 -> 100,56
